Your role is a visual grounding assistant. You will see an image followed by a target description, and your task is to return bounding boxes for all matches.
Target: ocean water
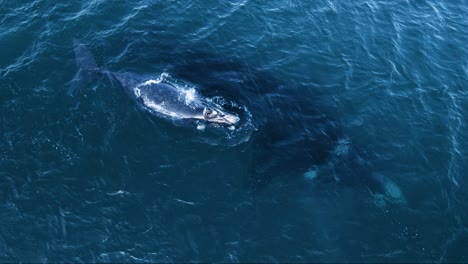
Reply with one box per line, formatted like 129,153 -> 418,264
1,0 -> 468,262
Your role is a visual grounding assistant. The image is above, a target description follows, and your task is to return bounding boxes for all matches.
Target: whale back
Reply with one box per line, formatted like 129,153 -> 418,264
137,81 -> 206,120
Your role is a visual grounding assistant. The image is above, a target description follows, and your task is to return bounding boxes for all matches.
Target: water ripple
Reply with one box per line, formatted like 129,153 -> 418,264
0,0 -> 467,262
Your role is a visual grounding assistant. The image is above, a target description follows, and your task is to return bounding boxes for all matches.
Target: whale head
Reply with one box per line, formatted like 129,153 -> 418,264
202,107 -> 240,126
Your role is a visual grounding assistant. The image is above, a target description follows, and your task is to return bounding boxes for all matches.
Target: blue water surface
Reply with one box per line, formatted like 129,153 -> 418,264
1,0 -> 467,262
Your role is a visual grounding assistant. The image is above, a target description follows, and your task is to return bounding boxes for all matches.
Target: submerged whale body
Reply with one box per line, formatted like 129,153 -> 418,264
70,42 -> 250,134
169,51 -> 403,199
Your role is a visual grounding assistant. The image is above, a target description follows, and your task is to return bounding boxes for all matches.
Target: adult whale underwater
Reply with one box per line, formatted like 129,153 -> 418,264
70,42 -> 402,200
168,49 -> 403,200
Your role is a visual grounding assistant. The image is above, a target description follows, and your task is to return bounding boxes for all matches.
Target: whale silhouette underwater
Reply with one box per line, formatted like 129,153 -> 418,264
70,42 -> 402,200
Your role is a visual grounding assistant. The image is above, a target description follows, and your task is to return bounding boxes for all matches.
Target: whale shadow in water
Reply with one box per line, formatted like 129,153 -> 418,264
164,50 -> 399,197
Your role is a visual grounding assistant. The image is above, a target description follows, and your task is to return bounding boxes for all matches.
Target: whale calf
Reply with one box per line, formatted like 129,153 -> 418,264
70,42 -> 241,130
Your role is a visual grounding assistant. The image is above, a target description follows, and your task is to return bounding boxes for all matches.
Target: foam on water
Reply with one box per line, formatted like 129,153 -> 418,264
182,88 -> 197,105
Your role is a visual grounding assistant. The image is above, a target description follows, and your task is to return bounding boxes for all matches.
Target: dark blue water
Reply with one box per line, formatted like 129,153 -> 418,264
1,0 -> 468,262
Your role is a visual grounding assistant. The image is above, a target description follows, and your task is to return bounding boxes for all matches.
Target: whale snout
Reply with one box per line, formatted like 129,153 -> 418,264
216,112 -> 240,126
203,107 -> 240,126
224,113 -> 240,125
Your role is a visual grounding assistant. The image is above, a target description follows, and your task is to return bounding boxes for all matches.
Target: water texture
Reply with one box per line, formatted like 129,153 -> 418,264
1,0 -> 467,262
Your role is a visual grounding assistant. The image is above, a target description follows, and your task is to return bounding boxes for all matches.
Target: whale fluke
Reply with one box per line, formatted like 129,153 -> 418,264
69,41 -> 101,95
